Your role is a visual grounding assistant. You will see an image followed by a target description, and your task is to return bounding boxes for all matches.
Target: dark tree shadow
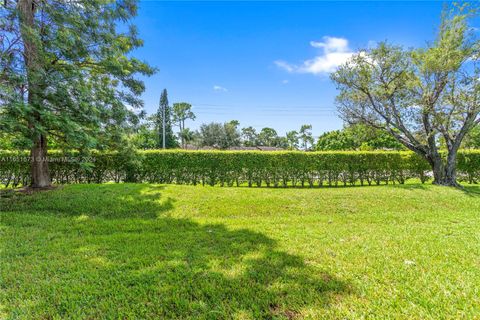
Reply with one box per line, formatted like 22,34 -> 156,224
457,184 -> 480,197
0,184 -> 352,319
384,184 -> 430,191
367,182 -> 480,196
0,184 -> 174,219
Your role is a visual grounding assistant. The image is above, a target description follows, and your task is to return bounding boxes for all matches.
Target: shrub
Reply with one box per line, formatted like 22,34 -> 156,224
0,150 -> 478,187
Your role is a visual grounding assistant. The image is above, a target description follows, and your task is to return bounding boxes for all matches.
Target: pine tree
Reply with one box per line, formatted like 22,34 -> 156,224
155,89 -> 177,149
0,0 -> 154,187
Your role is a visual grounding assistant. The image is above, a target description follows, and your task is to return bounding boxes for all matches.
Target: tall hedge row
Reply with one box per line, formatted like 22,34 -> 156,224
1,150 -> 479,188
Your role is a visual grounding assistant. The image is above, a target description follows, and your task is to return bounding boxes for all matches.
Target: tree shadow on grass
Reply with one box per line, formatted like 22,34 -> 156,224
457,184 -> 480,197
374,182 -> 480,194
0,184 -> 352,319
383,183 -> 430,191
0,183 -> 174,219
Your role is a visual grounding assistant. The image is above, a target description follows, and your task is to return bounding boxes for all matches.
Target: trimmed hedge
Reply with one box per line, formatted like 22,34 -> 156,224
1,150 -> 479,188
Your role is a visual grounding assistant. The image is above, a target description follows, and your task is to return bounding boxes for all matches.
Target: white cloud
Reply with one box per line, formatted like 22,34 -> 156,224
275,36 -> 355,75
213,85 -> 228,92
282,79 -> 289,84
310,37 -> 348,52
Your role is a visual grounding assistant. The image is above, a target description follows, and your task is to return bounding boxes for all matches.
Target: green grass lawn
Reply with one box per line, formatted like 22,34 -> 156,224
1,183 -> 480,319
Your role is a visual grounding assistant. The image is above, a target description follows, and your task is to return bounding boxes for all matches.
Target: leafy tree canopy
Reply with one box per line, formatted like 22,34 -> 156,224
316,124 -> 405,151
198,121 -> 241,149
0,0 -> 155,186
331,4 -> 480,186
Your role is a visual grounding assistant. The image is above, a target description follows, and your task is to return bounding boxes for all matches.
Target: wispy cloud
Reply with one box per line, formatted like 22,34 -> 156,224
275,36 -> 355,75
274,61 -> 294,73
213,85 -> 228,92
282,79 -> 289,84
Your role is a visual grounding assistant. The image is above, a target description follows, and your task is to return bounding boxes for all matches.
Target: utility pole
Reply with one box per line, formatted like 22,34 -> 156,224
159,89 -> 168,149
162,101 -> 166,149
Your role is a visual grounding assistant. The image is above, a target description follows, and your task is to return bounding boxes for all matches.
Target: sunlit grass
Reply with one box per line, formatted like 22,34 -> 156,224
1,183 -> 479,319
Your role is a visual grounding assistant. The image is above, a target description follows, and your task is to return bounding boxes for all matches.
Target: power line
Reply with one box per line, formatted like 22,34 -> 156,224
191,106 -> 338,116
193,113 -> 338,117
193,109 -> 337,113
190,103 -> 337,110
193,108 -> 337,112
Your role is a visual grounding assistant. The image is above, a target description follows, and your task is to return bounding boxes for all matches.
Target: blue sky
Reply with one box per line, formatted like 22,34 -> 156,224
132,1 -> 447,136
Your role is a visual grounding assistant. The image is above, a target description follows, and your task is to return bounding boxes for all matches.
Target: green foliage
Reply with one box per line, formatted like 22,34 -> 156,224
172,102 -> 195,147
223,120 -> 242,148
285,130 -> 299,150
130,123 -> 158,150
330,5 -> 480,185
198,121 -> 241,149
241,126 -> 258,147
178,128 -> 196,146
463,125 -> 480,148
299,124 -> 314,150
0,0 -> 154,150
172,103 -> 195,127
316,124 -> 405,151
241,126 -> 289,149
257,127 -> 279,147
198,122 -> 224,147
153,89 -> 178,149
3,149 -> 480,188
0,134 -> 14,150
316,130 -> 356,151
457,150 -> 480,183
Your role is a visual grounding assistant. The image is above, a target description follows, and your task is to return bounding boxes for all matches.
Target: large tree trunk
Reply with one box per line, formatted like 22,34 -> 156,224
30,134 -> 51,188
429,151 -> 460,187
19,0 -> 52,188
